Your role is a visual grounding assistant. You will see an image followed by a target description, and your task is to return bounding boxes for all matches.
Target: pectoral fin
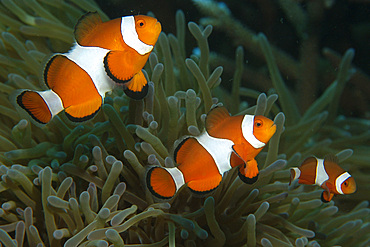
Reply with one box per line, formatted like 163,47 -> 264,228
104,50 -> 136,84
321,182 -> 334,202
238,159 -> 259,184
187,175 -> 222,195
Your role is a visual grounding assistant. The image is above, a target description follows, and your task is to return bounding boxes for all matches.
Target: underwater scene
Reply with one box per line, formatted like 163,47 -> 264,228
0,0 -> 369,246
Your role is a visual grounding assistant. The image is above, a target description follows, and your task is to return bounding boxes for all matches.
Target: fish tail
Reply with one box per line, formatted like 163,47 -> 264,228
146,167 -> 184,199
289,167 -> 301,185
13,90 -> 57,125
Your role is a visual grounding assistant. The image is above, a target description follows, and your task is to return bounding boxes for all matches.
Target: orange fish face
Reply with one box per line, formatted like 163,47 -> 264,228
253,116 -> 276,144
341,176 -> 356,194
134,15 -> 162,46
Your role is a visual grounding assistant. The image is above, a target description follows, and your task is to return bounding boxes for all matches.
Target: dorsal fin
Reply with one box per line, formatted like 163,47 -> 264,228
300,156 -> 318,168
205,106 -> 230,132
324,154 -> 339,164
74,11 -> 103,45
174,137 -> 197,164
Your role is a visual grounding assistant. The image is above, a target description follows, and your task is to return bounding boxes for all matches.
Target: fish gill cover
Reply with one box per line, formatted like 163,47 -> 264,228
0,0 -> 369,246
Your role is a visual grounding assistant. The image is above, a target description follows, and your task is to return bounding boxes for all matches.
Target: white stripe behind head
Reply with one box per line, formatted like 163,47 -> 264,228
315,158 -> 329,186
241,115 -> 266,149
164,167 -> 185,192
335,172 -> 351,194
121,16 -> 153,55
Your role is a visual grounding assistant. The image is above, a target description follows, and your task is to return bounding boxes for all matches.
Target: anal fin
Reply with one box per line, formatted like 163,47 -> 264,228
64,95 -> 102,122
187,175 -> 222,195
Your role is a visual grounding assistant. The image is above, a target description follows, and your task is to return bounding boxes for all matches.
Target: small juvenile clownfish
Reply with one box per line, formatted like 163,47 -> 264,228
146,106 -> 276,199
290,155 -> 356,202
12,12 -> 161,125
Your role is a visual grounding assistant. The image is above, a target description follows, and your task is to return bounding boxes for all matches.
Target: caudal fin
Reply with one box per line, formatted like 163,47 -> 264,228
15,90 -> 53,125
146,167 -> 181,199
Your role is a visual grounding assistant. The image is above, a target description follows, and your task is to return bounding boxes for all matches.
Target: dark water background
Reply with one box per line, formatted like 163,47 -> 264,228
95,0 -> 369,119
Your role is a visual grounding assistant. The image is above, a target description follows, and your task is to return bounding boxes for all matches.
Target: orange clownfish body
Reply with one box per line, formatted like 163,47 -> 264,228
13,12 -> 161,125
290,155 -> 356,202
146,106 -> 277,199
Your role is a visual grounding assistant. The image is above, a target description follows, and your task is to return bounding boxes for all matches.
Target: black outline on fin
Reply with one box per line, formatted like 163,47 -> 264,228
321,191 -> 330,203
173,137 -> 191,164
16,91 -> 49,125
43,55 -> 59,89
238,168 -> 259,184
124,82 -> 148,100
65,106 -> 101,123
74,11 -> 102,45
146,167 -> 174,200
188,184 -> 219,195
104,51 -> 132,84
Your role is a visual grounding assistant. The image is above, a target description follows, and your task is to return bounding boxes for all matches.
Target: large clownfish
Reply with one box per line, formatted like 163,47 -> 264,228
290,155 -> 356,202
146,106 -> 276,199
13,12 -> 161,125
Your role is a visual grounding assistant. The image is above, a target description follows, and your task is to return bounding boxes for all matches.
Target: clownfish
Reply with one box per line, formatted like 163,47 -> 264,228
146,106 -> 276,199
290,155 -> 356,202
13,12 -> 161,125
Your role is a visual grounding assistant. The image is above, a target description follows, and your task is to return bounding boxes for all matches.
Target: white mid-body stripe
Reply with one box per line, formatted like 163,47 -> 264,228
315,158 -> 329,186
65,44 -> 116,98
335,172 -> 351,194
121,16 -> 153,55
38,90 -> 64,117
195,131 -> 234,176
241,115 -> 266,149
164,167 -> 185,191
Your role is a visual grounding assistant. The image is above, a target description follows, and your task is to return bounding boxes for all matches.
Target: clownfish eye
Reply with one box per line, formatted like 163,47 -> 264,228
137,19 -> 145,27
255,120 -> 263,128
344,181 -> 348,186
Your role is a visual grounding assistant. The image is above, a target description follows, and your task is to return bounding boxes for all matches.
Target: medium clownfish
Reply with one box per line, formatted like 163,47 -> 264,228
146,106 -> 277,199
290,155 -> 356,202
13,12 -> 161,125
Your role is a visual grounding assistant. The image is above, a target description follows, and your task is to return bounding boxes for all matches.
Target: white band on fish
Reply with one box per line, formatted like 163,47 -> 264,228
164,167 -> 185,192
66,45 -> 115,98
241,115 -> 266,149
335,172 -> 351,194
315,158 -> 329,186
195,131 -> 233,176
38,90 -> 64,117
121,16 -> 153,55
292,167 -> 301,181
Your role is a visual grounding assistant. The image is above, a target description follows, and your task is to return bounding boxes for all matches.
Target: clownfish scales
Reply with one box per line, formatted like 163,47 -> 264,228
12,12 -> 161,126
290,155 -> 356,202
146,106 -> 277,199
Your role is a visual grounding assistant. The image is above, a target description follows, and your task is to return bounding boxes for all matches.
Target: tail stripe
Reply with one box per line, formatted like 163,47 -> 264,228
335,172 -> 351,194
38,90 -> 64,117
292,167 -> 301,180
164,167 -> 185,191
